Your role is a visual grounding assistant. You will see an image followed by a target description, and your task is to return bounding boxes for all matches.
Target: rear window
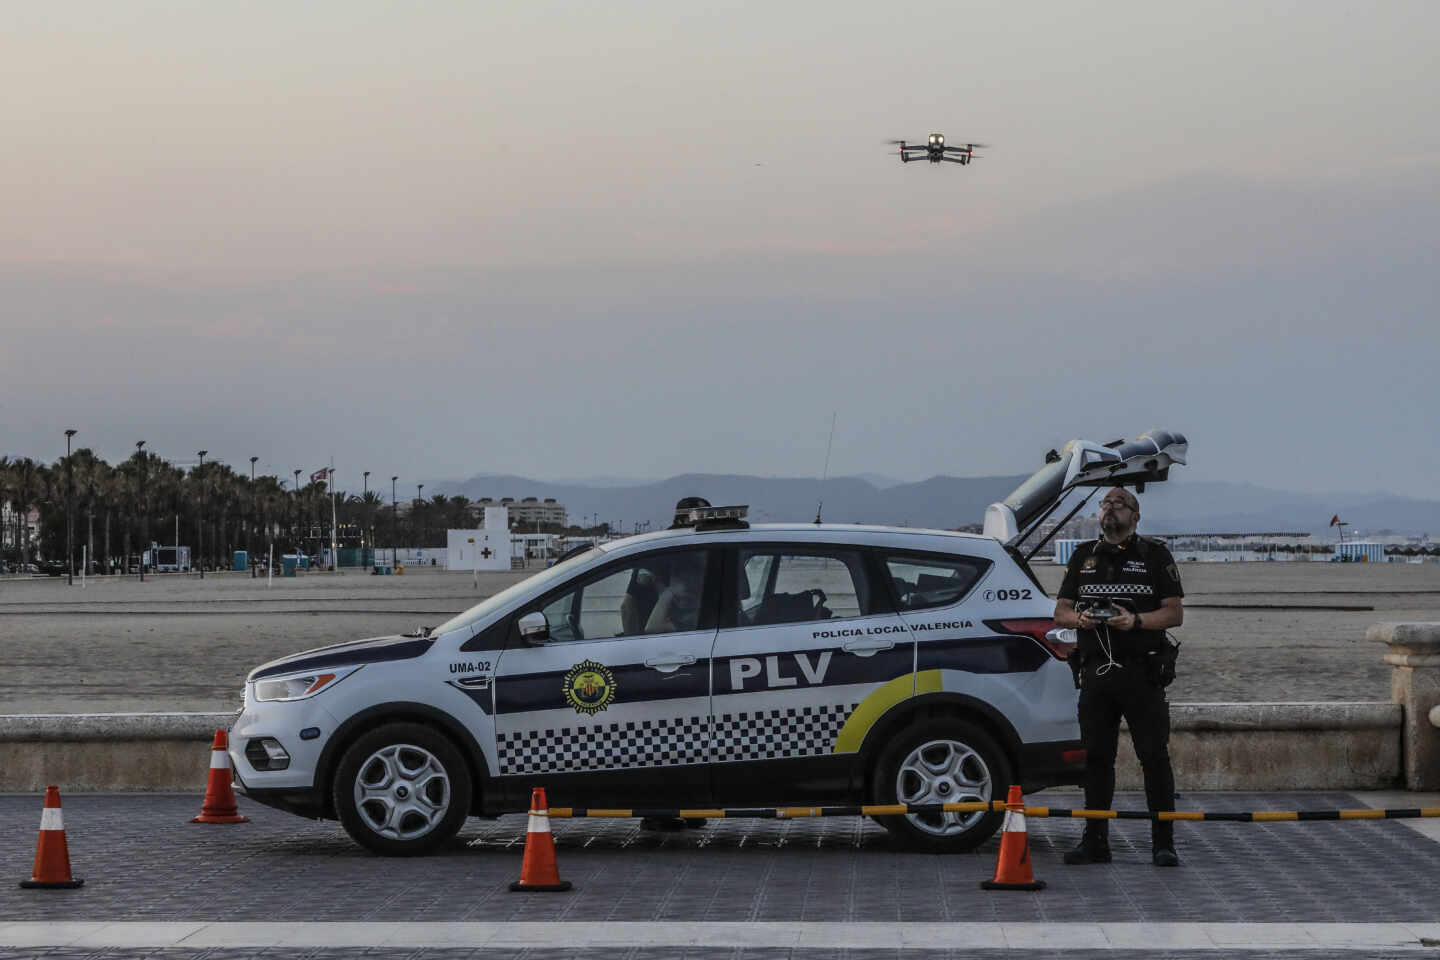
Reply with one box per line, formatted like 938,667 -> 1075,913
882,553 -> 991,611
735,548 -> 876,625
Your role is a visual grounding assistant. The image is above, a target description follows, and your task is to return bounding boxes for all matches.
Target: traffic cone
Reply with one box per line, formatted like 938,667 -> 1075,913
509,787 -> 571,892
190,730 -> 250,824
19,786 -> 84,889
980,784 -> 1045,891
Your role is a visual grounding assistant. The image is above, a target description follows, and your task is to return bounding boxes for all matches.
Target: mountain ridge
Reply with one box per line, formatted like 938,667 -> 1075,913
432,473 -> 1439,537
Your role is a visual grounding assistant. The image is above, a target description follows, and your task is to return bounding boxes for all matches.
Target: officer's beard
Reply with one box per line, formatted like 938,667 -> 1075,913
1100,514 -> 1134,541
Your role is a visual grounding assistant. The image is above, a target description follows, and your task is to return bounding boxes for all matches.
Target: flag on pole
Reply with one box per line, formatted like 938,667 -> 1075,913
311,468 -> 329,485
1329,514 -> 1340,527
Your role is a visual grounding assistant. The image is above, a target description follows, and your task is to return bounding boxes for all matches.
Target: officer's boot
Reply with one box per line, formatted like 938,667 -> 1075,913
1152,819 -> 1179,867
639,817 -> 688,831
1063,821 -> 1112,865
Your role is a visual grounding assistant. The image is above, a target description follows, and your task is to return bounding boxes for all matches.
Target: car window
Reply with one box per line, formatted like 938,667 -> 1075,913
534,549 -> 710,642
883,554 -> 990,611
739,553 -> 774,618
735,549 -> 873,626
431,545 -> 600,637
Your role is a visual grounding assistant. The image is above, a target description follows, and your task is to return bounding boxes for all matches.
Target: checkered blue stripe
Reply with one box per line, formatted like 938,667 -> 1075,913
711,703 -> 858,763
1079,582 -> 1155,596
497,717 -> 708,776
496,703 -> 861,774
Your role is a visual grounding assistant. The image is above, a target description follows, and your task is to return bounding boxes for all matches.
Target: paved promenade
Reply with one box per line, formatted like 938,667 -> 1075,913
3,791 -> 1438,957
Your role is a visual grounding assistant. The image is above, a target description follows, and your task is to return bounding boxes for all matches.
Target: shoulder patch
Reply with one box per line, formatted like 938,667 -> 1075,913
1166,563 -> 1181,582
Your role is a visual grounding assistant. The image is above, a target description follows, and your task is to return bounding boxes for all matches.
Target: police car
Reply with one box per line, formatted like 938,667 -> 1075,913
231,431 -> 1187,856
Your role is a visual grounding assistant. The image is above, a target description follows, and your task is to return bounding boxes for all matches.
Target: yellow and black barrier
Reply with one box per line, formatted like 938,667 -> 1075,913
548,802 -> 1440,822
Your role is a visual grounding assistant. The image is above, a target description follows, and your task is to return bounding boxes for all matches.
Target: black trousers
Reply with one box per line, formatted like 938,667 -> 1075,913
1077,663 -> 1176,849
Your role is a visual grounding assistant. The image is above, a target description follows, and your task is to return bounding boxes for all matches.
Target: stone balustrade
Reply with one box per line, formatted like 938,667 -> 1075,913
2,623 -> 1438,794
1370,621 -> 1440,790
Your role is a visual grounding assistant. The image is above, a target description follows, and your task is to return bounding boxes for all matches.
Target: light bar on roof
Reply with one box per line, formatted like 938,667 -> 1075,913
680,504 -> 748,526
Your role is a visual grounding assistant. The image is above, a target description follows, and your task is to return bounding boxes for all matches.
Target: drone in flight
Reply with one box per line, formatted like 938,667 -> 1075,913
890,133 -> 987,166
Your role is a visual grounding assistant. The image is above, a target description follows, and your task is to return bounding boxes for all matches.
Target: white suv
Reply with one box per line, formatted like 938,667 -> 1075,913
231,431 -> 1186,856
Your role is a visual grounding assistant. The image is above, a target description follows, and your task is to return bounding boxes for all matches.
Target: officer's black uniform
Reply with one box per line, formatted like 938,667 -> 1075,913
1058,533 -> 1184,859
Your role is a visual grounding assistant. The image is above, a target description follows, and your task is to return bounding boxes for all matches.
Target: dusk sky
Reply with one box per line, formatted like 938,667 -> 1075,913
4,1 -> 1436,500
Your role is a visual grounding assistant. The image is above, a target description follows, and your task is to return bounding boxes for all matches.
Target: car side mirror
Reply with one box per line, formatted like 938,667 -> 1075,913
518,611 -> 549,646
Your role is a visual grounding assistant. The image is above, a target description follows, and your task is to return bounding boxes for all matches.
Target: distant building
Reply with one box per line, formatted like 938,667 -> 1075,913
475,496 -> 566,528
1334,541 -> 1384,563
1037,513 -> 1101,543
512,533 -> 557,562
1055,532 -> 1316,564
1,503 -> 40,552
1053,539 -> 1084,565
447,506 -> 514,572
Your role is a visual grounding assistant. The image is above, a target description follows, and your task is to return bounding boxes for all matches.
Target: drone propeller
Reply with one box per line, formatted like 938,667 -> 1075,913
885,139 -> 909,145
966,143 -> 990,149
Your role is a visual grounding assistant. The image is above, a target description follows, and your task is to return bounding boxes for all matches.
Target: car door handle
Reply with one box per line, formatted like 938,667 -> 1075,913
644,654 -> 697,672
842,639 -> 895,656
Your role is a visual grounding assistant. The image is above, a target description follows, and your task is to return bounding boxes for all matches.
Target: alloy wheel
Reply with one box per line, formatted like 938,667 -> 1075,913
893,738 -> 993,837
353,743 -> 452,841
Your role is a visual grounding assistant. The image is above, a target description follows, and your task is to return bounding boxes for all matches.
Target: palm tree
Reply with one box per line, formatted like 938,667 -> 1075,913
37,462 -> 64,559
212,465 -> 242,570
95,459 -> 121,574
0,456 -> 14,564
71,449 -> 106,574
150,458 -> 184,563
438,494 -> 474,531
115,457 -> 138,573
10,458 -> 45,565
357,490 -> 384,557
254,475 -> 286,566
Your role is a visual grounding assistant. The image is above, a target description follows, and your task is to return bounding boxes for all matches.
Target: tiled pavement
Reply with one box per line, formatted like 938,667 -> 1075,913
2,792 -> 1438,957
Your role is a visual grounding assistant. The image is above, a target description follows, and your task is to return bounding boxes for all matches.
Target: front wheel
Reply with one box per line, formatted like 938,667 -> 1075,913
871,718 -> 1011,852
333,722 -> 473,856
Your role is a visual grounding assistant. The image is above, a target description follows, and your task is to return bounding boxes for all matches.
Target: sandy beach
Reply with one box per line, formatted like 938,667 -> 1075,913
2,560 -> 1436,714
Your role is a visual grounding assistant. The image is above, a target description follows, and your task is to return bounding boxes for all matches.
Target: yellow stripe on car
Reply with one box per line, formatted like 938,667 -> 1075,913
832,669 -> 941,754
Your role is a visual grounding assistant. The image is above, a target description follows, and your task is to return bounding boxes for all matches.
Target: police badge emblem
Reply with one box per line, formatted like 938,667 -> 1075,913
563,659 -> 617,716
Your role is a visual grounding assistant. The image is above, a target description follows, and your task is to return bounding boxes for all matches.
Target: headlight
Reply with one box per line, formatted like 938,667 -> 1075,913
253,665 -> 360,702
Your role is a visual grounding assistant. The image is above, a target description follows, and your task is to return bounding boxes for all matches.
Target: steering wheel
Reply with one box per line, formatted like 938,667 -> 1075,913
565,612 -> 585,642
809,589 -> 828,607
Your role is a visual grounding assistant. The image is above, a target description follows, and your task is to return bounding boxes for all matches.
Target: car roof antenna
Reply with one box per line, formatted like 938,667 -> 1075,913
815,411 -> 837,525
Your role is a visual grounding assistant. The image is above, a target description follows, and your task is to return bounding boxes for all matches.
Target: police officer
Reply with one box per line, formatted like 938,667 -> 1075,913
1053,486 -> 1184,867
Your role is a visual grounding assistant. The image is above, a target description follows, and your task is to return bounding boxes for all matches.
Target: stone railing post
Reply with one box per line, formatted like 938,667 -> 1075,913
1370,622 -> 1440,790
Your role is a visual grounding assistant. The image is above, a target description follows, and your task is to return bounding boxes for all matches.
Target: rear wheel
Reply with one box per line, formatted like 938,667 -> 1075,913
871,718 -> 1011,852
333,722 -> 472,856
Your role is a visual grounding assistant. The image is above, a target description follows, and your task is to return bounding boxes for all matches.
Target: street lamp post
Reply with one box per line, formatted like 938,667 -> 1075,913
292,469 -> 302,557
391,476 -> 398,570
362,471 -> 370,561
197,451 -> 208,579
249,457 -> 258,578
64,429 -> 76,585
136,441 -> 146,582
417,484 -> 424,549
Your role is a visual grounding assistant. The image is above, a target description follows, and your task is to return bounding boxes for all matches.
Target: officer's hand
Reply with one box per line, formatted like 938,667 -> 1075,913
1076,610 -> 1096,630
1110,609 -> 1137,631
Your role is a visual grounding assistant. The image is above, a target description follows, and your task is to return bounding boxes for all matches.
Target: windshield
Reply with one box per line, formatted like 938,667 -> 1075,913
430,548 -> 599,638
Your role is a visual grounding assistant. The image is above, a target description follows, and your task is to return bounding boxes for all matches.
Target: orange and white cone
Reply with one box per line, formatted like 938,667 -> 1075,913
509,787 -> 571,892
190,730 -> 250,824
19,786 -> 84,889
980,784 -> 1045,891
